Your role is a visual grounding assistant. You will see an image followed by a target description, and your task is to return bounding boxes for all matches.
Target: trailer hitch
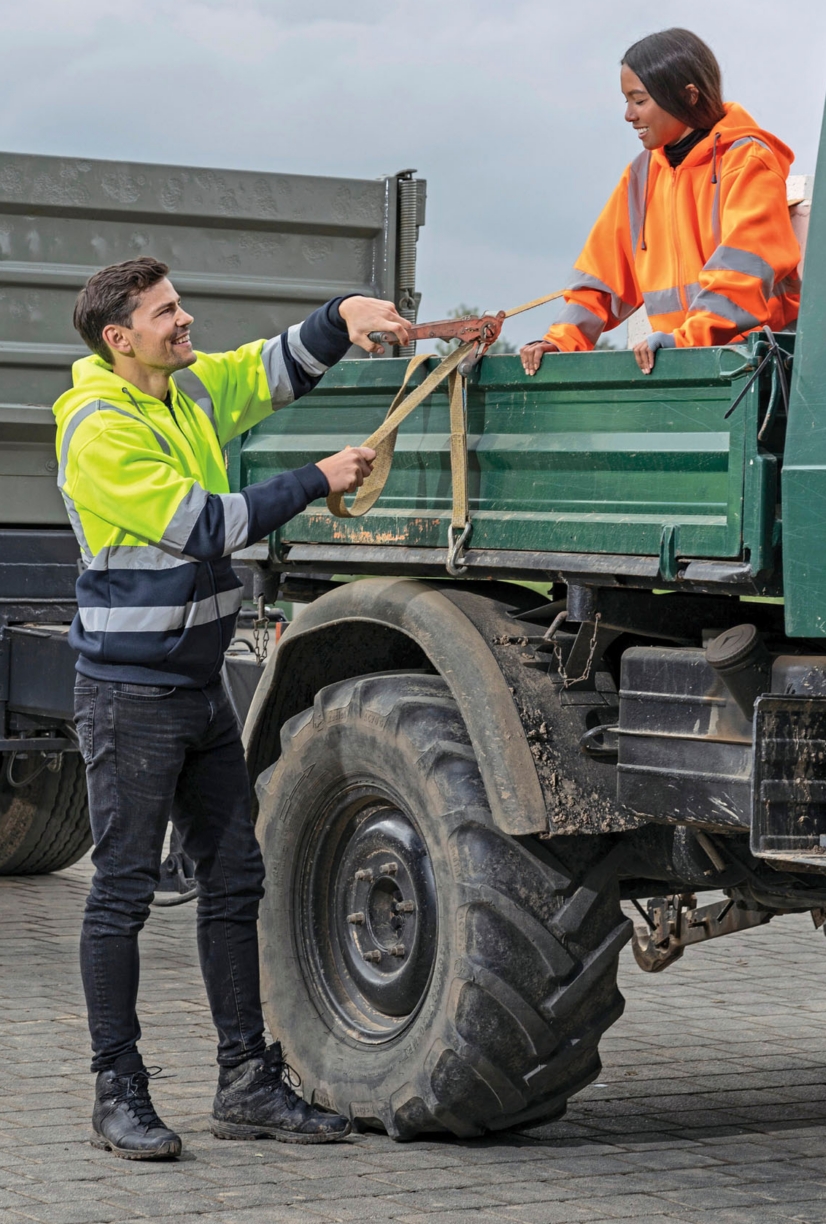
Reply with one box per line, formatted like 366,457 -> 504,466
631,892 -> 773,972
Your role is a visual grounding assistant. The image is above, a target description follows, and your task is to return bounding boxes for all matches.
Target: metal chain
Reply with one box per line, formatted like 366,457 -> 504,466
252,594 -> 270,666
551,612 -> 603,689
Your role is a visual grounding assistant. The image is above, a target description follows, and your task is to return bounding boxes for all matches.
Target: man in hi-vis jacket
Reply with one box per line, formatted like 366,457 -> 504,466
53,256 -> 409,1158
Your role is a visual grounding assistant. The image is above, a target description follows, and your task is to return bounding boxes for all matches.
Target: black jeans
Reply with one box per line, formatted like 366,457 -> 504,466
74,678 -> 266,1072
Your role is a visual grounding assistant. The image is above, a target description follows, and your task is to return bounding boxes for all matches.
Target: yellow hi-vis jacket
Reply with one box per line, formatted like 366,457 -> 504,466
53,300 -> 350,687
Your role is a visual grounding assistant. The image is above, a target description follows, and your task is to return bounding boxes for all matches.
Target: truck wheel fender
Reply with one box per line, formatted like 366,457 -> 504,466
244,577 -> 547,835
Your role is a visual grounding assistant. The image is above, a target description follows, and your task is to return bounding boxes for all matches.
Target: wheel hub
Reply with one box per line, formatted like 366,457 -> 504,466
301,793 -> 438,1038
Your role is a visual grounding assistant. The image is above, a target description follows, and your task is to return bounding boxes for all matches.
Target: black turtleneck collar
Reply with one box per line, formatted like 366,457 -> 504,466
665,128 -> 711,169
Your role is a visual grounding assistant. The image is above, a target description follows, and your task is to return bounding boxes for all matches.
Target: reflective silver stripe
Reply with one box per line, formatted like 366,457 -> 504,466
161,483 -> 209,551
555,302 -> 604,343
187,587 -> 243,626
704,246 -> 775,297
566,269 -> 637,324
261,335 -> 296,408
88,544 -> 192,572
627,151 -> 650,254
79,587 -> 242,634
689,289 -> 759,333
218,493 -> 249,555
711,137 -> 770,246
58,400 -> 170,485
286,323 -> 328,378
175,369 -> 215,425
685,282 -> 701,307
643,287 -> 684,316
58,402 -> 101,486
61,491 -> 92,565
730,136 -> 770,152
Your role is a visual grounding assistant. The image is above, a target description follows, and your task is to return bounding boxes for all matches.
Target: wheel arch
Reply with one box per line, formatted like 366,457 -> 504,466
244,577 -> 548,836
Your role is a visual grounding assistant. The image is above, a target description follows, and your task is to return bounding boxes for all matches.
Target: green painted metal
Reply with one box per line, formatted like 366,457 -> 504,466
234,341 -> 774,567
783,99 -> 826,636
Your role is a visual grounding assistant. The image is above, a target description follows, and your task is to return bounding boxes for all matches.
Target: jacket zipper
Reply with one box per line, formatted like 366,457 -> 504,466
670,166 -> 688,312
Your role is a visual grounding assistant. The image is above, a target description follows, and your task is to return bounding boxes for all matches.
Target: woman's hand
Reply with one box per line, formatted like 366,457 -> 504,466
633,338 -> 656,374
520,341 -> 559,376
633,332 -> 671,375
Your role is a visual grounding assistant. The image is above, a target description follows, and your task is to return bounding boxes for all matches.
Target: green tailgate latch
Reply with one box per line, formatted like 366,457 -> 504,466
659,524 -> 679,582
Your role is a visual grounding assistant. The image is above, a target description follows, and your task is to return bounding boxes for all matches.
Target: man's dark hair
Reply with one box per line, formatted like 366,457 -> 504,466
73,256 -> 170,361
623,29 -> 725,131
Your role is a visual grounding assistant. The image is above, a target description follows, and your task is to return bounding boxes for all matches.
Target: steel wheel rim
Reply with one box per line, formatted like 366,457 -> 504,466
296,782 -> 438,1043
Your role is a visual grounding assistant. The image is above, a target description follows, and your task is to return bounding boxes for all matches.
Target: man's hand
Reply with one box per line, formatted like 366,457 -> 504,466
316,445 -> 377,494
339,296 -> 411,354
520,340 -> 559,376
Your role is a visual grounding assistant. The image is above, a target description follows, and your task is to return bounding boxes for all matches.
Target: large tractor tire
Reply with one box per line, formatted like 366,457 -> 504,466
255,672 -> 631,1140
0,750 -> 91,875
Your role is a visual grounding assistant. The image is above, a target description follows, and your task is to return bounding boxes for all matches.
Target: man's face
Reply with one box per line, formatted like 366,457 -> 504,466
105,278 -> 196,374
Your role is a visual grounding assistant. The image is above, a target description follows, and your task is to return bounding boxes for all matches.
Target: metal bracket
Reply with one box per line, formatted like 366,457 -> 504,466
631,892 -> 773,973
446,522 -> 472,577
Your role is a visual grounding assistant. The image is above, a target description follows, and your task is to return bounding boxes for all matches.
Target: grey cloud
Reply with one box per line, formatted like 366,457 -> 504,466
0,0 -> 824,346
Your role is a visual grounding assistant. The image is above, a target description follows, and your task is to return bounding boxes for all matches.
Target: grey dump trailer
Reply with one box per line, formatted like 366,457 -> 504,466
0,153 -> 425,874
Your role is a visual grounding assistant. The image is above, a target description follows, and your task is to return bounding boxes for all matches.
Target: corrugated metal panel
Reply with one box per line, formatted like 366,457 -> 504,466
0,151 -> 422,524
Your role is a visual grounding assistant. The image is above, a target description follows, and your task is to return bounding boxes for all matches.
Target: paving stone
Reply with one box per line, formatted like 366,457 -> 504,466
7,860 -> 826,1224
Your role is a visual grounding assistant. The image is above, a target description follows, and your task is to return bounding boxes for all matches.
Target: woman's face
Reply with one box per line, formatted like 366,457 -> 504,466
621,65 -> 694,150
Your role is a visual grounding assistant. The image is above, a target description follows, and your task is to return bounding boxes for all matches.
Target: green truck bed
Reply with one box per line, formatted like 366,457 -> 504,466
231,337 -> 782,591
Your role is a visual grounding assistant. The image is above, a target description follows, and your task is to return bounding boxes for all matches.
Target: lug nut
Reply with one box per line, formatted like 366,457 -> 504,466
355,869 -> 373,882
380,862 -> 398,876
347,912 -> 365,925
363,949 -> 381,963
390,944 -> 406,957
394,900 -> 415,914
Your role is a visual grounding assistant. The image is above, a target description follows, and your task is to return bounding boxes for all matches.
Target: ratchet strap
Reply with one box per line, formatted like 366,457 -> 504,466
326,288 -> 565,523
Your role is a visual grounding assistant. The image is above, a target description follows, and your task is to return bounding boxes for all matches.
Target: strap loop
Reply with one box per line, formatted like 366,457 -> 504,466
326,288 -> 569,570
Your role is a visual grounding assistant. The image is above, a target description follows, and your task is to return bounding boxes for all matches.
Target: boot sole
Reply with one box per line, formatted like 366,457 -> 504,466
210,1118 -> 351,1145
90,1133 -> 182,1160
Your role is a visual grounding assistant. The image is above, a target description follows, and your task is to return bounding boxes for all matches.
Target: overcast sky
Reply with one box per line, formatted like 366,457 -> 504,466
2,0 -> 824,348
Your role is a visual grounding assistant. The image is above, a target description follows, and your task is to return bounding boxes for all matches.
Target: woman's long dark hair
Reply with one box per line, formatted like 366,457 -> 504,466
623,29 -> 725,130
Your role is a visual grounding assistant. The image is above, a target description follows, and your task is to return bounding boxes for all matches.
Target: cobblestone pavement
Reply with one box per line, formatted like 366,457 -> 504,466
3,857 -> 826,1224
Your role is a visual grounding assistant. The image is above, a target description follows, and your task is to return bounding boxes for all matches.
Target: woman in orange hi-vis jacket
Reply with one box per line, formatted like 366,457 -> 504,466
521,28 -> 801,377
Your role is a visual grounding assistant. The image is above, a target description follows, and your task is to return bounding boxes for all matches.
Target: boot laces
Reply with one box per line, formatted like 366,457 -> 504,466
260,1044 -> 302,1107
112,1066 -> 165,1130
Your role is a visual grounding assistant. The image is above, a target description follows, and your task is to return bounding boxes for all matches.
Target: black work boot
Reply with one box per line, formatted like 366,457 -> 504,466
91,1053 -> 182,1160
211,1042 -> 351,1144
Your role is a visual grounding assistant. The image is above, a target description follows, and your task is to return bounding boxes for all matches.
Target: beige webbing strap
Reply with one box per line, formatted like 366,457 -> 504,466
326,340 -> 474,519
504,289 -> 566,318
326,288 -> 567,522
447,367 -> 468,532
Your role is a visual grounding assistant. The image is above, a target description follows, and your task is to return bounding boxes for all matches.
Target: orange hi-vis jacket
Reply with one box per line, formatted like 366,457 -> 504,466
544,103 -> 801,352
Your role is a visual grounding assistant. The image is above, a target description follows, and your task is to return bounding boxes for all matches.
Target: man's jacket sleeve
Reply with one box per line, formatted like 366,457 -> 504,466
543,172 -> 642,352
673,145 -> 801,348
69,419 -> 329,562
183,297 -> 354,447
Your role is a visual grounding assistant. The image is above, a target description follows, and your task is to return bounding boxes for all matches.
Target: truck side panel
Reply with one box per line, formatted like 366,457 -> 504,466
0,152 -> 420,527
233,344 -> 771,568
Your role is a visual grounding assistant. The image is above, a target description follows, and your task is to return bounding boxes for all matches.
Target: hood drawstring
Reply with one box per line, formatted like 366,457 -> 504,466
711,131 -> 721,185
710,132 -> 723,247
122,386 -> 144,415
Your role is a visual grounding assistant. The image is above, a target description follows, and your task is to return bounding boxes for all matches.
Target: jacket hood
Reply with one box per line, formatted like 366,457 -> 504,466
53,354 -> 159,429
653,102 -> 794,175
